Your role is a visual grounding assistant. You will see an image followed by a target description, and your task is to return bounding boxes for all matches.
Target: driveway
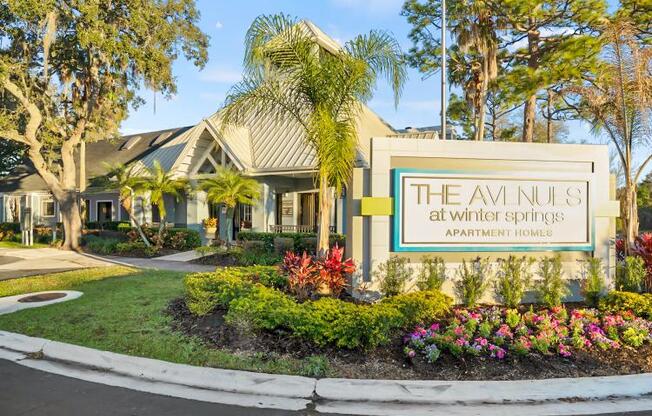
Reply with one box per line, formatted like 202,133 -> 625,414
0,248 -> 113,280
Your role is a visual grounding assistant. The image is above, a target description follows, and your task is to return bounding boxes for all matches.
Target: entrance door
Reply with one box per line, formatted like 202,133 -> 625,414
300,193 -> 319,231
97,201 -> 113,223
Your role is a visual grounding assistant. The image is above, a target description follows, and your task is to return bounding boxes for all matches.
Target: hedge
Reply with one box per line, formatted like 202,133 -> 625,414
184,268 -> 452,349
599,291 -> 652,319
0,223 -> 21,241
85,221 -> 131,231
237,231 -> 346,253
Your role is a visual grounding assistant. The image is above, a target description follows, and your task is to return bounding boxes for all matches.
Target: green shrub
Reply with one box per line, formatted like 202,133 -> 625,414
0,222 -> 21,241
416,256 -> 447,291
615,256 -> 646,293
234,248 -> 282,266
165,228 -> 202,250
535,255 -> 570,308
374,256 -> 413,297
227,286 -> 299,330
454,257 -> 492,307
581,257 -> 606,307
115,241 -> 159,257
299,355 -> 330,378
84,235 -> 120,255
237,231 -> 345,254
599,291 -> 652,319
494,256 -> 534,307
381,290 -> 452,326
85,221 -> 131,231
185,268 -> 451,349
184,266 -> 285,315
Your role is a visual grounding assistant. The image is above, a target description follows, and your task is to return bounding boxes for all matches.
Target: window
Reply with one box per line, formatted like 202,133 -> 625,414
237,204 -> 252,230
42,199 -> 55,217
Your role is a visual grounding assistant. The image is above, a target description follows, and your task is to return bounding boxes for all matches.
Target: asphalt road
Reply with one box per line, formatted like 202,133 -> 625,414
1,359 -> 651,416
0,360 -> 318,416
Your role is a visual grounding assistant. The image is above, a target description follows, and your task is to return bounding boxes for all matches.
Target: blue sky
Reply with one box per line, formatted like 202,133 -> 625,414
120,0 -> 597,143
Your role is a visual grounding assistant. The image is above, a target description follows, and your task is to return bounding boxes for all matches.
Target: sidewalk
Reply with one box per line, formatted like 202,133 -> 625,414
0,248 -> 113,280
99,255 -> 215,273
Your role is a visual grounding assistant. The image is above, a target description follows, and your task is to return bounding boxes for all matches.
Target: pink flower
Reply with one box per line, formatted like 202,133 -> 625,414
496,348 -> 506,359
454,326 -> 465,336
430,323 -> 440,332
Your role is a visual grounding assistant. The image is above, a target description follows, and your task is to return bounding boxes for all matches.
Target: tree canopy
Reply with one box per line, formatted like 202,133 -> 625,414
0,0 -> 208,249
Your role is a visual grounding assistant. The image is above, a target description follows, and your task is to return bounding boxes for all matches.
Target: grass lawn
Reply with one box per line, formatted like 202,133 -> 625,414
0,267 -> 323,376
0,241 -> 49,249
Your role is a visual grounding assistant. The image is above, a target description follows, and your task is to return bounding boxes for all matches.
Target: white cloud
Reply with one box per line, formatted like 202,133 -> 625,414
215,21 -> 223,29
199,67 -> 242,84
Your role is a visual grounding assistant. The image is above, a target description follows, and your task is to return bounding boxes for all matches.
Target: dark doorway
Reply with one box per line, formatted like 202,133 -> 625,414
97,201 -> 113,223
151,203 -> 161,223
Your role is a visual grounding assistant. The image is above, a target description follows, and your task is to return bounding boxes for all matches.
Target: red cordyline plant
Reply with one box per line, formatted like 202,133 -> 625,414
318,244 -> 355,297
631,233 -> 652,292
282,251 -> 319,301
282,244 -> 356,300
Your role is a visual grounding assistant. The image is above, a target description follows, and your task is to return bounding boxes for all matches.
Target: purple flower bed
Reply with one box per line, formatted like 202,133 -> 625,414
404,307 -> 652,363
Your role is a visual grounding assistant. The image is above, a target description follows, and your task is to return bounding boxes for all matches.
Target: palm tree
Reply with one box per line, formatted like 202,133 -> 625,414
137,160 -> 189,241
199,167 -> 260,242
103,162 -> 151,247
221,14 -> 406,255
565,20 -> 652,253
447,1 -> 499,141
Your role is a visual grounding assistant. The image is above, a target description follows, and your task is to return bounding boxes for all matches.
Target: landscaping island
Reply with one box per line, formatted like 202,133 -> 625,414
1,246 -> 649,381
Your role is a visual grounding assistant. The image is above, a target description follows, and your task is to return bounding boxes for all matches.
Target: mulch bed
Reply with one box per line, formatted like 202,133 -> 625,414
167,298 -> 652,380
190,253 -> 240,267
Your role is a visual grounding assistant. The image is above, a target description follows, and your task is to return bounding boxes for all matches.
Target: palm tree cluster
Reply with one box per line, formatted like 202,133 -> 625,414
220,13 -> 406,255
104,162 -> 259,246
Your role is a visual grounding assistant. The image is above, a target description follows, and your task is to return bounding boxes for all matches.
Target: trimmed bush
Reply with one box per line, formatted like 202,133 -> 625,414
184,266 -> 284,315
237,231 -> 345,253
84,235 -> 120,255
184,268 -> 452,349
85,221 -> 131,231
381,290 -> 452,326
599,291 -> 652,319
535,255 -> 570,308
165,228 -> 201,250
0,223 -> 21,241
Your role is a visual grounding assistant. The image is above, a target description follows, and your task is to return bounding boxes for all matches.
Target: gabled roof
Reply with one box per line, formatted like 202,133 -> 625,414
0,126 -> 192,193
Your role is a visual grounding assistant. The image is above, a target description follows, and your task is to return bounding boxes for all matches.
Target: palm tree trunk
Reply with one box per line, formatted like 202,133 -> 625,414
157,202 -> 167,244
522,26 -> 539,143
317,174 -> 331,257
121,197 -> 151,247
225,206 -> 235,243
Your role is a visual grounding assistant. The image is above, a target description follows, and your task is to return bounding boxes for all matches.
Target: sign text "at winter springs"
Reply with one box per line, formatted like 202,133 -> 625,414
392,170 -> 592,252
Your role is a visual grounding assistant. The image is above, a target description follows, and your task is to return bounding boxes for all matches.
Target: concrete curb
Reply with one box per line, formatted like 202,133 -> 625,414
1,330 -> 652,414
0,331 -> 315,400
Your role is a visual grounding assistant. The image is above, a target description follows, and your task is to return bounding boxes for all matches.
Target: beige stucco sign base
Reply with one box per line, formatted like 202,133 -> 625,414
345,138 -> 619,302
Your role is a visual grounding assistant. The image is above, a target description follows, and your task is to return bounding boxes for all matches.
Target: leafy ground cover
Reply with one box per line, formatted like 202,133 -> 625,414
0,267 -> 329,376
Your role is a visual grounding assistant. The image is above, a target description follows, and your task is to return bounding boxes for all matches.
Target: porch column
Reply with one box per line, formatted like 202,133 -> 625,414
186,189 -> 208,235
251,182 -> 272,232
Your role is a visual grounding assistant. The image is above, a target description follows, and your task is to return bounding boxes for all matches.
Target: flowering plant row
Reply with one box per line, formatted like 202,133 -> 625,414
404,306 -> 652,363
